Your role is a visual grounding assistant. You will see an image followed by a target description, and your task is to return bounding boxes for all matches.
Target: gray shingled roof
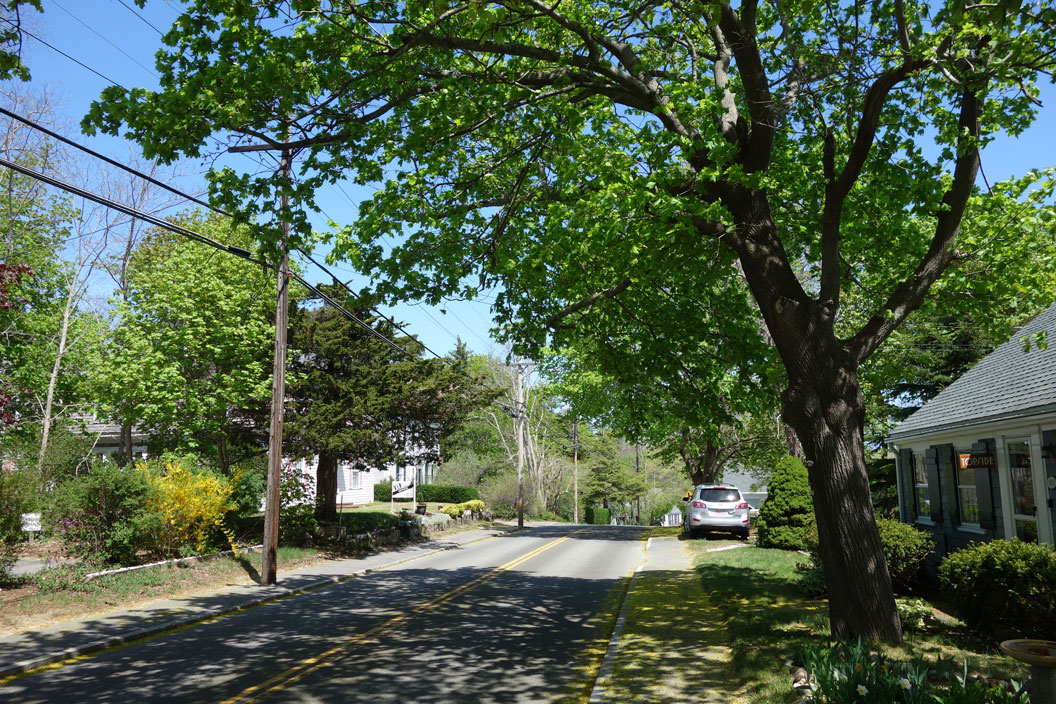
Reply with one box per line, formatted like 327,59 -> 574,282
887,303 -> 1056,441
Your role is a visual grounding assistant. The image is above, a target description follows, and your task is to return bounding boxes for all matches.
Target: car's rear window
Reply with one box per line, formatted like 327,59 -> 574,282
698,489 -> 740,502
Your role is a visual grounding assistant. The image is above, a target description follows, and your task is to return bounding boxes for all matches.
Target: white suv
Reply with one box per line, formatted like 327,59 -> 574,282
683,484 -> 751,540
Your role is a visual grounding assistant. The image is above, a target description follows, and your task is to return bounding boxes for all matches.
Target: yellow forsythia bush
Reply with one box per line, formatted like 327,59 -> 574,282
139,460 -> 239,557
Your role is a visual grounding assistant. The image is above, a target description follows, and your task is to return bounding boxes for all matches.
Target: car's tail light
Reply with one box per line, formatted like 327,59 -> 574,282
736,502 -> 750,509
691,500 -> 706,508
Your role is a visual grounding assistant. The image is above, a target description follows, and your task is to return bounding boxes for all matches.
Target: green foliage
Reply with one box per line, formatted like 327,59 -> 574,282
92,218 -> 275,469
583,457 -> 646,508
418,484 -> 480,503
46,457 -> 250,565
285,290 -> 493,519
278,462 -> 318,546
796,640 -> 1026,704
339,512 -> 399,534
939,539 -> 1056,639
373,481 -> 395,502
875,519 -> 934,591
46,459 -> 158,566
0,465 -> 36,576
896,598 -> 937,634
585,507 -> 611,525
804,519 -> 933,595
756,456 -> 813,550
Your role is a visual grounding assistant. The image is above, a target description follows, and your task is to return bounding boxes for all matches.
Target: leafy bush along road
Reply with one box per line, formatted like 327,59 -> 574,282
678,543 -> 1026,703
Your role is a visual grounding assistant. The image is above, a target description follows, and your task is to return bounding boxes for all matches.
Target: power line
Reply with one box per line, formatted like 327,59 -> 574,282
50,0 -> 159,78
0,106 -> 226,217
0,155 -> 413,358
114,0 -> 166,36
0,18 -> 129,89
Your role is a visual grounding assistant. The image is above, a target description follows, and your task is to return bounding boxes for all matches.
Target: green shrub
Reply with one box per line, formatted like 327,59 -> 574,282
875,517 -> 933,590
896,597 -> 937,633
278,462 -> 318,546
585,507 -> 611,525
756,455 -> 813,550
939,539 -> 1056,639
419,484 -> 480,503
374,482 -> 393,502
46,459 -> 159,566
341,512 -> 399,533
0,466 -> 36,577
803,518 -> 933,595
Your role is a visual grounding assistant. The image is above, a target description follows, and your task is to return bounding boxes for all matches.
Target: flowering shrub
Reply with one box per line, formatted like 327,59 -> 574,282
438,500 -> 486,518
141,460 -> 238,557
48,457 -> 243,565
795,640 -> 1026,703
278,462 -> 318,545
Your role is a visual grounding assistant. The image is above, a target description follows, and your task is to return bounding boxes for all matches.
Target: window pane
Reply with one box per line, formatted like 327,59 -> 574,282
916,487 -> 930,516
958,488 -> 979,524
957,465 -> 976,488
1008,442 -> 1036,516
699,489 -> 740,502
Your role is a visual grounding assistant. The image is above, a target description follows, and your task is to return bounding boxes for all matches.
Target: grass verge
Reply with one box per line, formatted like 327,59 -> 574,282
0,546 -> 321,637
685,545 -> 1027,703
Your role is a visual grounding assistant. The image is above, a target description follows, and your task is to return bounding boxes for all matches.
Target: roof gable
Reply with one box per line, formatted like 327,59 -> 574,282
888,304 -> 1056,441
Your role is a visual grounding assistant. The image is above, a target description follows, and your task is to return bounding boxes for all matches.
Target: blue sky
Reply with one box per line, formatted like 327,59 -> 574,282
13,0 -> 1056,361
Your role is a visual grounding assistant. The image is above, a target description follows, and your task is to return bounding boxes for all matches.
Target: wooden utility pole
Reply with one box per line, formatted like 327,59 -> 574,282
514,361 -> 525,529
572,417 -> 579,524
261,144 -> 292,586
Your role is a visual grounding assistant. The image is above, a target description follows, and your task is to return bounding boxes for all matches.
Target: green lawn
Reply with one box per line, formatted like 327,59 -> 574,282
683,545 -> 1027,703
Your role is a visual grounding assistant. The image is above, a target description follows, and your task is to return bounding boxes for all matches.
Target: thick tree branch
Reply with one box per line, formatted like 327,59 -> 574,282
544,278 -> 633,329
717,3 -> 774,172
818,61 -> 920,311
847,86 -> 985,364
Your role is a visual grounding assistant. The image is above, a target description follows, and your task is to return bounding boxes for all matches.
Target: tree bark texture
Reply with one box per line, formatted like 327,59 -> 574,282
726,189 -> 902,642
781,345 -> 902,642
315,451 -> 338,522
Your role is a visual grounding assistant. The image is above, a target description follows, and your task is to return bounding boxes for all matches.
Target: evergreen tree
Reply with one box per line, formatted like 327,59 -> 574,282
756,456 -> 813,551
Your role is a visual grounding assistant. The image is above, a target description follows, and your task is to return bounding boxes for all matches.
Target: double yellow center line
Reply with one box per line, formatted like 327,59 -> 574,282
221,531 -> 580,703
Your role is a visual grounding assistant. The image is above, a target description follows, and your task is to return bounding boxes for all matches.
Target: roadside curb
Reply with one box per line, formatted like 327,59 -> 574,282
587,566 -> 643,703
0,529 -> 508,680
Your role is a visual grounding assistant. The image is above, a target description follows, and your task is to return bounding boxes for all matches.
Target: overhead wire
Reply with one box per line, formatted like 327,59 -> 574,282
6,10 -> 497,356
0,155 -> 413,358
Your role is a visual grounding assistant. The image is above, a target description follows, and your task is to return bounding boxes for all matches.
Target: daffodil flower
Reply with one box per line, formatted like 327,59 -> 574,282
899,678 -> 912,690
856,684 -> 868,695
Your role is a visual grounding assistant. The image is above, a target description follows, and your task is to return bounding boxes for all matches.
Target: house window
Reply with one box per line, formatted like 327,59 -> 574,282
351,469 -> 361,490
955,449 -> 980,525
913,452 -> 930,520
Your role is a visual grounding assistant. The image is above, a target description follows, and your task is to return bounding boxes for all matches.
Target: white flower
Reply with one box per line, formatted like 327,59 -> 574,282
856,684 -> 868,695
833,669 -> 847,682
899,678 -> 912,690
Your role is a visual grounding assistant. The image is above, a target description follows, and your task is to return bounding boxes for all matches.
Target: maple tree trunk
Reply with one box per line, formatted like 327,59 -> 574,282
315,451 -> 338,522
781,342 -> 902,643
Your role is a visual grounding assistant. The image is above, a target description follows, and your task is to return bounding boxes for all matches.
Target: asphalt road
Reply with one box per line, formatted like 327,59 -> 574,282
1,524 -> 646,704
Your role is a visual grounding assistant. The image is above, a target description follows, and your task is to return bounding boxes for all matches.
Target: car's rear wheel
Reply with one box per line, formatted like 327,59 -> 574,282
739,528 -> 750,540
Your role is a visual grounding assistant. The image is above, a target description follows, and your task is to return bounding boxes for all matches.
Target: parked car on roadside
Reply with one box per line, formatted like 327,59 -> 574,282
682,484 -> 751,539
